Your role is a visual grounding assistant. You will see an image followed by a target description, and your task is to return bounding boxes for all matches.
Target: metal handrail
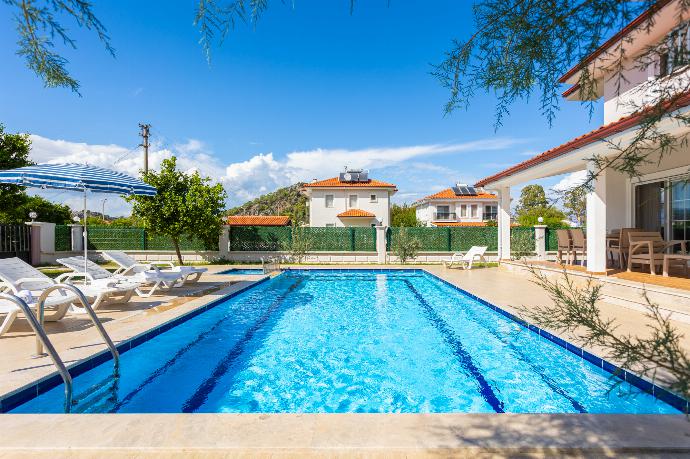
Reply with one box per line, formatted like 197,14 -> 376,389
35,283 -> 120,371
0,293 -> 73,413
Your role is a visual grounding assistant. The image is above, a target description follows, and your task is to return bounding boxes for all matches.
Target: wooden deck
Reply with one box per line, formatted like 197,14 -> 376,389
525,261 -> 690,292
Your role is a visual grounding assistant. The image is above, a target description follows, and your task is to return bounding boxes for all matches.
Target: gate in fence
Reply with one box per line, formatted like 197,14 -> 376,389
0,224 -> 31,262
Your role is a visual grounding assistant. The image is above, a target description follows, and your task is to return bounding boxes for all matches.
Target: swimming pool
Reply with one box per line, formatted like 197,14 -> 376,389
7,270 -> 684,414
219,268 -> 265,275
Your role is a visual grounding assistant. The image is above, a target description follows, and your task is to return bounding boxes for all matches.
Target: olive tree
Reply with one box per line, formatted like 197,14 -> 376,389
128,156 -> 227,264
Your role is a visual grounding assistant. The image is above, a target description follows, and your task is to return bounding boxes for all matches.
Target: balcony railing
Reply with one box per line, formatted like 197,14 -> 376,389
433,212 -> 456,221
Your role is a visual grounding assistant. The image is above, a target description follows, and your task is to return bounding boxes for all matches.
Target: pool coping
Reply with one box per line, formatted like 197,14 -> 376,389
1,267 -> 687,414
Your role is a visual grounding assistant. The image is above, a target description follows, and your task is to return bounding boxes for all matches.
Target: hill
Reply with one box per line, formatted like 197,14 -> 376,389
226,183 -> 307,224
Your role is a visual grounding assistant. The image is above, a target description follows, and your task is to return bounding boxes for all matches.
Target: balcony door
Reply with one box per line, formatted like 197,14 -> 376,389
671,180 -> 690,243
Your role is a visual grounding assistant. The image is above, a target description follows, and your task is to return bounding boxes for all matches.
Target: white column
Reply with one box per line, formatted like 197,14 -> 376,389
586,164 -> 607,273
498,186 -> 511,260
69,224 -> 83,252
375,226 -> 388,264
218,225 -> 230,260
534,224 -> 547,260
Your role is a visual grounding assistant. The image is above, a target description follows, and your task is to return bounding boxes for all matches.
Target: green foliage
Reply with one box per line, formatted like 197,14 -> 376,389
514,184 -> 566,228
128,156 -> 227,264
281,224 -> 313,263
392,227 -> 421,264
226,183 -> 308,225
560,186 -> 587,226
520,266 -> 690,409
109,216 -> 144,227
0,125 -> 72,224
4,0 -> 114,93
391,203 -> 421,227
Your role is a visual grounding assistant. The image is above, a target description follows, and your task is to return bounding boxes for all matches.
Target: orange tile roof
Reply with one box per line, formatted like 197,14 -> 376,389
423,188 -> 497,200
226,215 -> 291,226
303,177 -> 397,189
337,209 -> 376,218
475,91 -> 690,187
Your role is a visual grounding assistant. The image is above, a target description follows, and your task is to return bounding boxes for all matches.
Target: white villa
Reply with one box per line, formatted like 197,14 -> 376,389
302,170 -> 397,227
413,185 -> 498,227
477,0 -> 690,274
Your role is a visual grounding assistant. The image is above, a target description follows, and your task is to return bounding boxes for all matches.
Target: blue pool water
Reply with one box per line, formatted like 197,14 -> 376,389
219,268 -> 265,275
9,270 -> 682,414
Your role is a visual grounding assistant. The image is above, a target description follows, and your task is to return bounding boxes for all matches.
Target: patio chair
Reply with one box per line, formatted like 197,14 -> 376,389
443,246 -> 488,270
0,258 -> 80,333
627,232 -> 688,275
608,228 -> 641,269
569,228 -> 587,265
57,256 -> 184,298
102,250 -> 207,284
556,229 -> 572,264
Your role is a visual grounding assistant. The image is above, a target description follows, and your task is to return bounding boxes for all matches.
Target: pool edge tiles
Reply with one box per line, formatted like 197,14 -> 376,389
0,275 -> 274,413
422,269 -> 690,414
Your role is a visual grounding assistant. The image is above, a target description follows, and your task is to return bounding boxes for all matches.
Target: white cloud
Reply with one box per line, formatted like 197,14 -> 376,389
552,170 -> 588,192
24,134 -> 526,215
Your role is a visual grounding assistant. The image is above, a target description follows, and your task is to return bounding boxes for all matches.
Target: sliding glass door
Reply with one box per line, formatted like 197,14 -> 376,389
635,181 -> 665,234
671,180 -> 690,243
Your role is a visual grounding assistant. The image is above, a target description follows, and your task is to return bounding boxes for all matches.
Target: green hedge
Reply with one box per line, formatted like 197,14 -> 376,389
229,226 -> 377,252
82,226 -> 217,251
55,225 -> 72,251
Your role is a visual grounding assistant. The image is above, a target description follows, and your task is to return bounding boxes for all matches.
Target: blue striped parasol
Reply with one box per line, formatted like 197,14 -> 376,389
0,163 -> 156,276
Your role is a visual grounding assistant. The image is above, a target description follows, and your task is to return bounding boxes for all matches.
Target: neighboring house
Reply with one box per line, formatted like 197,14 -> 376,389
302,169 -> 397,227
413,184 -> 498,227
226,215 -> 291,226
476,0 -> 690,273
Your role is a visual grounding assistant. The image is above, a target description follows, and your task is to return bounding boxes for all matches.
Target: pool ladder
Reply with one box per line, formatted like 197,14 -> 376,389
0,284 -> 120,413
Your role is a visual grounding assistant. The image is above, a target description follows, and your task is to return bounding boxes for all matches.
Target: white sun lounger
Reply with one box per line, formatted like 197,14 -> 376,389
443,246 -> 489,270
102,250 -> 207,284
57,256 -> 184,298
0,258 -> 80,335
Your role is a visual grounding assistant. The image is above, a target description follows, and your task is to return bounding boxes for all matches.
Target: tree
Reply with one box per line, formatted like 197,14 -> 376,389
4,0 -> 113,93
514,184 -> 566,227
0,125 -> 72,224
390,204 -> 422,227
128,157 -> 227,264
392,228 -> 421,264
518,266 -> 689,409
281,224 -> 312,264
560,186 -> 587,227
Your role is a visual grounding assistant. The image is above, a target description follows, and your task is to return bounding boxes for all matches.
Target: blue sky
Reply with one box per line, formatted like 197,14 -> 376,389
0,0 -> 602,215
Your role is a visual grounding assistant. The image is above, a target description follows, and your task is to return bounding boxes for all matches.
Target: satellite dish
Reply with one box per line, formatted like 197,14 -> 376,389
343,173 -> 352,181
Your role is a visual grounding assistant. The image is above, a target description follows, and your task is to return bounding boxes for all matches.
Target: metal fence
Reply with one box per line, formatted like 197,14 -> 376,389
229,226 -> 377,252
0,224 -> 31,262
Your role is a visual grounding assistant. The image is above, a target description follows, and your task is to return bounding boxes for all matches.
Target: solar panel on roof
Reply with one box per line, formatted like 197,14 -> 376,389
452,185 -> 478,196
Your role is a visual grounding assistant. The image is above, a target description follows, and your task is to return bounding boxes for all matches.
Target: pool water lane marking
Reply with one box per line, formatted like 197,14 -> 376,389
181,277 -> 306,413
107,279 -> 296,413
436,285 -> 587,413
402,279 -> 505,413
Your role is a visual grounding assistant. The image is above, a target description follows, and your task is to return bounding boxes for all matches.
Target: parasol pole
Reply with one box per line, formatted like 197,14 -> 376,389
83,189 -> 88,284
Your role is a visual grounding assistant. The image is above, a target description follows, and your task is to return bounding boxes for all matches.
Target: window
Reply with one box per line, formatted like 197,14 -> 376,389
659,22 -> 690,77
459,204 -> 467,218
326,223 -> 336,227
470,204 -> 478,218
325,195 -> 334,208
370,194 -> 377,203
484,205 -> 498,221
349,194 -> 358,208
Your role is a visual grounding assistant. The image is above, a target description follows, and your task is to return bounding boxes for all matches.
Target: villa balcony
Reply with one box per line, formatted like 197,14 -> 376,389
433,212 -> 456,221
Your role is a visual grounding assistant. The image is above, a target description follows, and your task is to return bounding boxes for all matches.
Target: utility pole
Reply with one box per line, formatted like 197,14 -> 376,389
139,123 -> 151,174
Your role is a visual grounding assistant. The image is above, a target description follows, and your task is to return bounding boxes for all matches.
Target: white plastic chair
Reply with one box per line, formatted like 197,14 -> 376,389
57,256 -> 183,298
443,246 -> 488,270
0,258 -> 78,334
102,250 -> 207,284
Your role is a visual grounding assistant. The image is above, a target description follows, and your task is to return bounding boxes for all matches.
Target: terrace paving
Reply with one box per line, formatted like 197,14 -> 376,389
0,264 -> 689,456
